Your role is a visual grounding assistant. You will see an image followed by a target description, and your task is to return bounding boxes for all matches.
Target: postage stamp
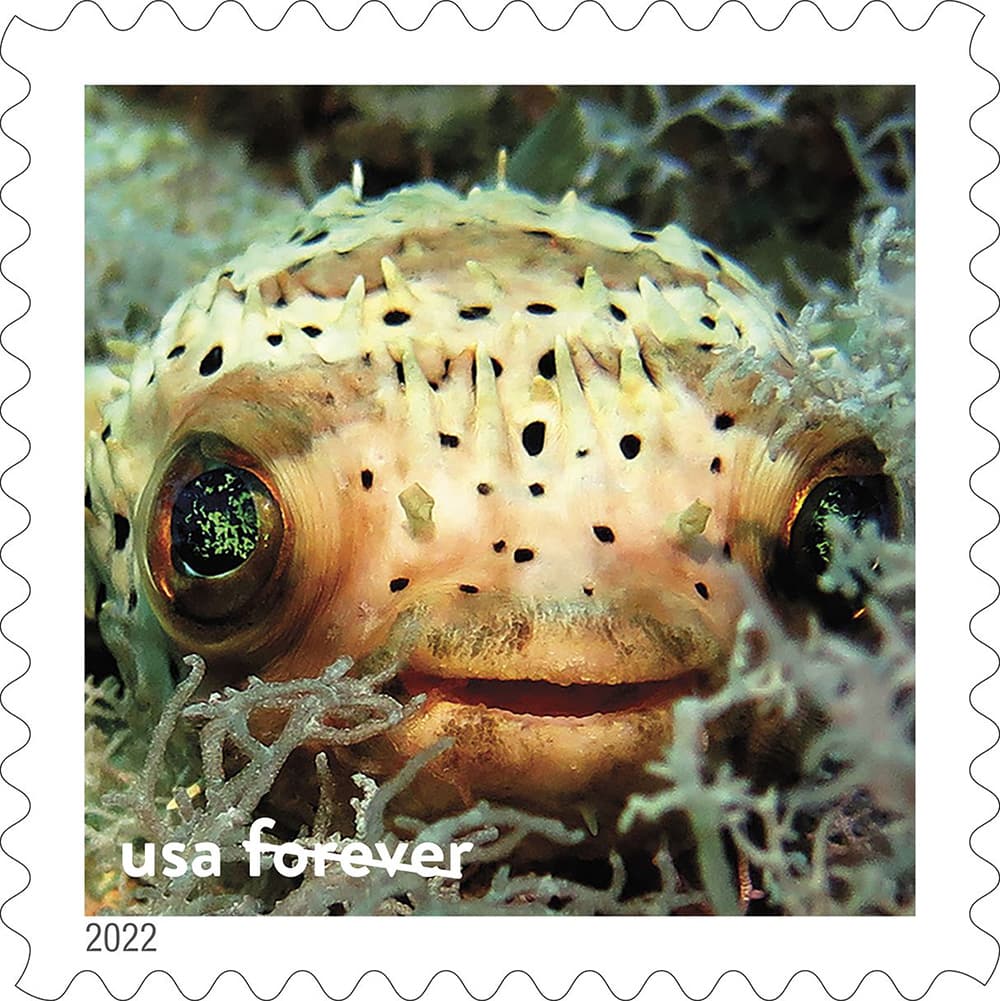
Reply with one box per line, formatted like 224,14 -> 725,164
1,1 -> 997,999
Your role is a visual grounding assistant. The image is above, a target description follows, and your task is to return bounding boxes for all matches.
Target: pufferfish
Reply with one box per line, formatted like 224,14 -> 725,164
85,168 -> 897,829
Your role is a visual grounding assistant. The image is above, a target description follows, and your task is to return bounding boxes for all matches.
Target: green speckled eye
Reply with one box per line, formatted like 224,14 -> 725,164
789,476 -> 896,578
146,435 -> 286,624
171,467 -> 261,577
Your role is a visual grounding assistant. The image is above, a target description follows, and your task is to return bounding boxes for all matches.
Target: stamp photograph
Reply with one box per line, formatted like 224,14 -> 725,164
83,82 -> 916,920
1,4 -> 996,999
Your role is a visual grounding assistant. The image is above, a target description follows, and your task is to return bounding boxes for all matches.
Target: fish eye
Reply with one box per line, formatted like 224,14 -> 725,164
775,473 -> 898,626
145,436 -> 286,624
171,466 -> 265,577
789,476 -> 897,577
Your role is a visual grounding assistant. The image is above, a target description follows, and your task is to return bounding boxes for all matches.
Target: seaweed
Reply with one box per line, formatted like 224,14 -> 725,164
86,657 -> 665,915
621,554 -> 914,916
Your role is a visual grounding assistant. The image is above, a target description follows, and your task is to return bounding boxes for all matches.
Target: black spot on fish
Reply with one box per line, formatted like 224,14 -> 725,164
620,434 -> 641,459
460,305 -> 491,320
200,346 -> 223,376
522,421 -> 546,456
113,513 -> 130,551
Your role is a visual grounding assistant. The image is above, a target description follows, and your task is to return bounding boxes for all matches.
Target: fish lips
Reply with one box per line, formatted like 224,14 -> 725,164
346,593 -> 728,818
395,590 -> 729,688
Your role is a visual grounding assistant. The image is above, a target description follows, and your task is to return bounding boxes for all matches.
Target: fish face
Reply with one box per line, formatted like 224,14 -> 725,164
86,182 -> 898,823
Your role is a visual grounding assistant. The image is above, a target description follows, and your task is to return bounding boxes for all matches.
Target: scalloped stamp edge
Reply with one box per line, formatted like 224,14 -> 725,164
1,2 -> 998,999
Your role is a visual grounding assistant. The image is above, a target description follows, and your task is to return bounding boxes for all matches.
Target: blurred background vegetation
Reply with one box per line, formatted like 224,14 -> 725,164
86,84 -> 914,354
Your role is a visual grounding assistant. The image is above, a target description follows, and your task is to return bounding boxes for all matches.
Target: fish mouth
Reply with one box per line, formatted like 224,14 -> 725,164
399,670 -> 709,719
371,668 -> 706,823
349,596 -> 728,819
388,593 -> 729,689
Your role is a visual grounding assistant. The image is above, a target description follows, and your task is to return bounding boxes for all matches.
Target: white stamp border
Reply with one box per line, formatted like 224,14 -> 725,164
0,2 -> 997,999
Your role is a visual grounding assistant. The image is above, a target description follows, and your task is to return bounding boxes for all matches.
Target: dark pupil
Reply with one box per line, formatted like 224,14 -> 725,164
793,476 -> 893,576
171,467 -> 259,577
